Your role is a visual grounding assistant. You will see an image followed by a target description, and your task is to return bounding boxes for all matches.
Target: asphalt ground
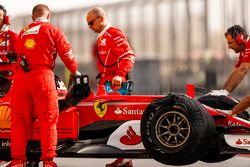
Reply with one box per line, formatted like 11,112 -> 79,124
1,155 -> 250,167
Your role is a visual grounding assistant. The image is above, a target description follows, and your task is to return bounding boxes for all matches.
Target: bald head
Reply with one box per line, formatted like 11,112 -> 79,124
86,7 -> 108,33
32,4 -> 50,21
87,7 -> 106,18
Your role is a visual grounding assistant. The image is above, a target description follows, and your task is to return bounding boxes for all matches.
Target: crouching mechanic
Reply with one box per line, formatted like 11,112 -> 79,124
209,25 -> 250,116
8,4 -> 79,167
86,7 -> 135,167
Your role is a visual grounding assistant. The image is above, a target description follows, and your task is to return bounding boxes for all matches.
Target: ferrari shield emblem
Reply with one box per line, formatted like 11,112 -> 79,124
94,100 -> 107,118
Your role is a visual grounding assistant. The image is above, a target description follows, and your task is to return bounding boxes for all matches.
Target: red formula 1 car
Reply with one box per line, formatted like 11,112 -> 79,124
1,62 -> 250,166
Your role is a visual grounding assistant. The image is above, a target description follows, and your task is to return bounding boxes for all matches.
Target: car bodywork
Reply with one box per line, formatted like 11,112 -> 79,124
1,62 -> 250,166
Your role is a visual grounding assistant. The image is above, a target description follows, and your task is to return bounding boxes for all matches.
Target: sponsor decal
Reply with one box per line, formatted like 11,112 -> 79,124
227,120 -> 242,127
114,107 -> 143,115
114,107 -> 122,114
24,38 -> 36,49
235,139 -> 250,145
236,139 -> 243,145
1,140 -> 11,147
23,25 -> 41,35
94,100 -> 107,118
0,38 -> 2,44
225,134 -> 250,150
100,38 -> 106,46
114,37 -> 125,47
120,126 -> 141,145
107,120 -> 144,150
0,104 -> 11,130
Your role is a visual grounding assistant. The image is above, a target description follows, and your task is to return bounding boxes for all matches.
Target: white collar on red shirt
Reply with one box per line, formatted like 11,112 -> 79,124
34,17 -> 49,22
97,24 -> 111,39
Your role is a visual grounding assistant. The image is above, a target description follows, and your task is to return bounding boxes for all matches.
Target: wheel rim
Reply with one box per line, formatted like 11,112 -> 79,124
155,111 -> 191,148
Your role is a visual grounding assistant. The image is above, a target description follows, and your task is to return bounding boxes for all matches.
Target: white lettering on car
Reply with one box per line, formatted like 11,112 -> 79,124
115,107 -> 144,115
227,120 -> 242,127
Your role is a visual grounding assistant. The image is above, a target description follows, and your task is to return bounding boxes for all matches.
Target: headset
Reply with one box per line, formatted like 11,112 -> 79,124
232,25 -> 246,45
0,5 -> 9,25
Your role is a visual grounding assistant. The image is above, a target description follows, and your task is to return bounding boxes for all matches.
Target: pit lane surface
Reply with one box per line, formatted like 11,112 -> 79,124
1,155 -> 250,167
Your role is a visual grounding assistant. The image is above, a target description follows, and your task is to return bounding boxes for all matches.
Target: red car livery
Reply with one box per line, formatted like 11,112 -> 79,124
1,62 -> 250,166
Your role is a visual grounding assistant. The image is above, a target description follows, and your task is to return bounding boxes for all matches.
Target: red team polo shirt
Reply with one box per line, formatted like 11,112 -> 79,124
15,20 -> 77,73
96,24 -> 135,84
235,39 -> 250,68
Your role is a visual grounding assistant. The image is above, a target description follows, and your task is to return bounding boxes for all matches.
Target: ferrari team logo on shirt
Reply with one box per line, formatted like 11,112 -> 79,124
24,38 -> 36,49
23,25 -> 41,35
94,100 -> 107,118
23,25 -> 29,33
98,37 -> 102,45
0,38 -> 2,44
100,38 -> 106,46
0,104 -> 11,130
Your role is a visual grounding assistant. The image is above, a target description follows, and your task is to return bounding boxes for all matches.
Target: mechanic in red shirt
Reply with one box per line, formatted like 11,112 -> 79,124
8,4 -> 79,167
0,5 -> 17,62
86,7 -> 135,167
86,7 -> 135,95
210,25 -> 250,116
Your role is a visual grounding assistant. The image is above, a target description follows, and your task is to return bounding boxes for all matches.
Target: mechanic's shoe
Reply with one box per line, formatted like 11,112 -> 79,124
120,160 -> 133,167
43,161 -> 58,167
6,160 -> 26,167
105,158 -> 133,167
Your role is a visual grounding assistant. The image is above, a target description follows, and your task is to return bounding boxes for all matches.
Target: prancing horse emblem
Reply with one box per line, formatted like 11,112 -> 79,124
94,100 -> 107,118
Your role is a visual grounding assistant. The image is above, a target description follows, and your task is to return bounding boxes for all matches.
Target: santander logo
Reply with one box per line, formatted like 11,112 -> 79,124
120,126 -> 141,145
114,107 -> 122,115
235,139 -> 250,145
114,107 -> 143,115
236,139 -> 243,145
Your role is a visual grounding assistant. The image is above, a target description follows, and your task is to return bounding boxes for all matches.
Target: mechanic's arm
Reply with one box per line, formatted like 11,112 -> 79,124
230,96 -> 250,116
55,29 -> 78,74
110,30 -> 135,86
112,54 -> 135,86
223,62 -> 250,93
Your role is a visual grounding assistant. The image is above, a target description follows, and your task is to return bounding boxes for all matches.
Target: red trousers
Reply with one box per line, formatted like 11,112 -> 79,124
10,69 -> 59,161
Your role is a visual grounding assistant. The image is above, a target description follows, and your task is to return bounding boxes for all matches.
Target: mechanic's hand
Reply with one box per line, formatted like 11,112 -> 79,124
69,71 -> 81,86
112,75 -> 122,86
209,89 -> 229,96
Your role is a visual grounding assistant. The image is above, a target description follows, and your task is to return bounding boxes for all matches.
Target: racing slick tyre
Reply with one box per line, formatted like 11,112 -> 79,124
198,94 -> 250,163
141,93 -> 215,166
